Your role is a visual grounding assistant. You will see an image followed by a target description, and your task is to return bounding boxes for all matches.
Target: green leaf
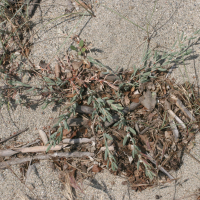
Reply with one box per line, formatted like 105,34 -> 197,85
157,68 -> 167,71
129,127 -> 136,135
26,87 -> 35,92
105,133 -> 113,140
53,115 -> 66,128
180,31 -> 184,41
15,81 -> 30,87
78,51 -> 82,55
70,45 -> 78,51
81,47 -> 86,53
70,95 -> 77,102
79,40 -> 84,47
87,96 -> 92,105
132,148 -> 137,159
107,100 -> 114,105
194,29 -> 200,34
63,120 -> 69,130
123,135 -> 128,146
106,160 -> 109,168
137,160 -> 140,170
113,162 -> 118,170
105,149 -> 108,160
42,100 -> 50,109
92,111 -> 96,119
111,162 -> 115,171
46,143 -> 53,152
43,77 -> 56,86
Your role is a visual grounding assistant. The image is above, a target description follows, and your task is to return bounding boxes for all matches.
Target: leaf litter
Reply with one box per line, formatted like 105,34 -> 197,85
0,30 -> 200,195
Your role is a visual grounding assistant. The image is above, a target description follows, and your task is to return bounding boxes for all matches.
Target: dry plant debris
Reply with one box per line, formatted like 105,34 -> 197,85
0,37 -> 200,193
1,2 -> 200,193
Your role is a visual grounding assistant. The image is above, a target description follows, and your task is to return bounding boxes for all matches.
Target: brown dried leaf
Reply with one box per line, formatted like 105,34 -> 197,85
66,93 -> 76,98
39,60 -> 50,70
131,86 -> 135,92
67,72 -> 72,78
130,98 -> 140,103
63,129 -> 71,136
92,164 -> 102,173
65,0 -> 74,13
70,130 -> 77,139
71,60 -> 83,70
146,82 -> 155,91
187,142 -> 194,151
147,111 -> 157,121
165,131 -> 172,139
139,90 -> 156,111
124,95 -> 130,106
55,64 -> 61,78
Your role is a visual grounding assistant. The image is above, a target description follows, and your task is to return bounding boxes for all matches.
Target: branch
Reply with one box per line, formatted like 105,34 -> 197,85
62,137 -> 95,144
170,94 -> 196,122
0,128 -> 29,144
0,152 -> 94,169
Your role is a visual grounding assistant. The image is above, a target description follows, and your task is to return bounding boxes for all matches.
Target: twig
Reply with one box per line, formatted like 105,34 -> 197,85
0,127 -> 29,144
21,139 -> 41,148
2,161 -> 40,199
0,139 -> 41,157
74,0 -> 96,17
170,94 -> 196,122
169,115 -> 179,142
13,145 -> 67,153
165,100 -> 179,141
146,153 -> 174,180
0,152 -> 94,169
185,151 -> 200,165
139,119 -> 159,135
167,109 -> 186,129
62,137 -> 95,144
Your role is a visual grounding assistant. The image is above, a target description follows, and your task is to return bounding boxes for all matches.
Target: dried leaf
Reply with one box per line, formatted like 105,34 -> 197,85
70,130 -> 77,139
65,0 -> 74,13
124,95 -> 130,106
146,82 -> 155,91
131,86 -> 135,92
165,131 -> 172,139
55,64 -> 61,78
139,90 -> 157,111
71,60 -> 83,70
63,129 -> 71,136
130,98 -> 140,103
39,60 -> 50,70
67,72 -> 72,78
92,164 -> 102,173
187,142 -> 194,151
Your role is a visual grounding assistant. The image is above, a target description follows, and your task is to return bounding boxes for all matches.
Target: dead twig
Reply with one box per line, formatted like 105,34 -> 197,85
146,153 -> 174,180
0,127 -> 29,144
170,94 -> 196,122
62,137 -> 95,144
165,100 -> 179,141
2,161 -> 40,199
0,152 -> 94,169
13,145 -> 67,153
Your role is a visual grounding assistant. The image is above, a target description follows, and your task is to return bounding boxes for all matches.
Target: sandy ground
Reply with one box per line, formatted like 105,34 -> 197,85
1,0 -> 200,199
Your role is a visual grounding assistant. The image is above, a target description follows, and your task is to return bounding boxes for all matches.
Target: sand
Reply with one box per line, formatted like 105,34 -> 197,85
0,0 -> 200,199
